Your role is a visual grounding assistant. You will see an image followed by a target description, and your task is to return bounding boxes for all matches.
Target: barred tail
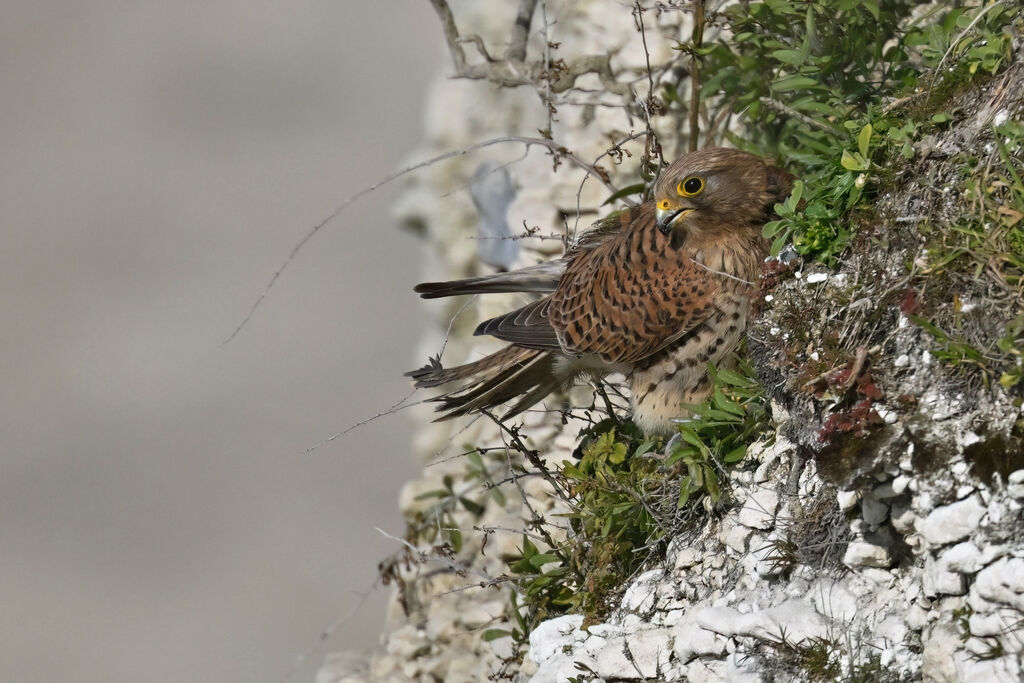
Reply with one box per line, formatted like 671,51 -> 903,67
406,346 -> 570,421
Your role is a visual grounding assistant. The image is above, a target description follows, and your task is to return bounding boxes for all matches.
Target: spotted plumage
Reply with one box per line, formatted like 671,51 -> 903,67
408,147 -> 794,434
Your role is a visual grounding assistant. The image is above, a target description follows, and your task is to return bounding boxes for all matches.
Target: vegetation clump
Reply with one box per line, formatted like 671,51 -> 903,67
392,1 -> 1024,669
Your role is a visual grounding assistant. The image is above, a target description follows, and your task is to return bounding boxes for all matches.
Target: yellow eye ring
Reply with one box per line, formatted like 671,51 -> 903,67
677,176 -> 704,197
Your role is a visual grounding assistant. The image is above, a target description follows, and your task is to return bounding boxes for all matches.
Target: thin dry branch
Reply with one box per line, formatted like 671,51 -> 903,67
427,0 -> 632,96
688,0 -> 705,152
223,135 -> 621,344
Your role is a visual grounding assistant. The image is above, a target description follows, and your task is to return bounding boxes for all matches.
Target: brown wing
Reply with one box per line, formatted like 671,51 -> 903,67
456,208 -> 641,352
474,298 -> 561,351
549,203 -> 719,364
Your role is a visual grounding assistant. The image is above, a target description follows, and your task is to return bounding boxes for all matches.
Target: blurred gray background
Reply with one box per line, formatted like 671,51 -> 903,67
0,2 -> 440,681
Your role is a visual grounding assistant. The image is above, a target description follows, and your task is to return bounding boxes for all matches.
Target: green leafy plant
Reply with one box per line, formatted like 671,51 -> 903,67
667,0 -> 1022,262
499,359 -> 772,634
668,363 -> 771,507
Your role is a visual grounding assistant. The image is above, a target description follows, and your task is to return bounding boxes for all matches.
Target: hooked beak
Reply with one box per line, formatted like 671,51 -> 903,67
655,206 -> 693,234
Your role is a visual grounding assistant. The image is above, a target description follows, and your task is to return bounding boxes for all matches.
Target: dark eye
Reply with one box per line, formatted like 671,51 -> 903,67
678,176 -> 705,197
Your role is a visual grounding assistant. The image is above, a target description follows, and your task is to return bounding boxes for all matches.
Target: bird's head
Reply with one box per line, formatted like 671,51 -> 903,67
653,147 -> 795,238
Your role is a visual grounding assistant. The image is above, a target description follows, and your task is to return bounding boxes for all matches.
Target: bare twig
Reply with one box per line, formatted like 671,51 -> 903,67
374,526 -> 493,582
427,0 -> 632,95
688,0 -> 705,152
704,93 -> 738,147
475,524 -> 548,543
223,135 -> 620,344
508,0 -> 540,63
483,409 -> 571,504
492,422 -> 574,572
301,388 -> 422,454
758,96 -> 843,135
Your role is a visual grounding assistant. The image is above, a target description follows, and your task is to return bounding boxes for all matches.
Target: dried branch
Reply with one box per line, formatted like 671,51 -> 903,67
508,0 -> 539,63
223,135 -> 620,344
427,0 -> 632,96
483,409 -> 571,505
688,0 -> 705,152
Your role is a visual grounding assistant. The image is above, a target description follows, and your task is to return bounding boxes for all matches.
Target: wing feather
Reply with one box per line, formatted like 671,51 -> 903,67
549,202 -> 720,364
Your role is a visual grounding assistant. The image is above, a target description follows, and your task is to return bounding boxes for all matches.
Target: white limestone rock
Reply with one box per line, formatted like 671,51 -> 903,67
924,554 -> 967,597
724,651 -> 766,682
941,541 -> 1005,574
696,601 -> 828,645
890,501 -> 917,534
973,557 -> 1024,611
722,521 -> 753,553
917,495 -> 986,547
528,614 -> 585,665
737,488 -> 779,530
673,610 -> 729,662
808,577 -> 859,623
674,547 -> 701,571
921,623 -> 965,683
844,540 -> 892,569
685,658 -> 728,683
1007,469 -> 1024,499
836,489 -> 861,511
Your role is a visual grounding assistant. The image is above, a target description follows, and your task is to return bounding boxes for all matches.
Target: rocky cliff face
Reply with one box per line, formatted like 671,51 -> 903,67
318,2 -> 1024,681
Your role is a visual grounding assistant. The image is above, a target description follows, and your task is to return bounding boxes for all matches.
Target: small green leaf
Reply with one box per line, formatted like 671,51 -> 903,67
763,219 -> 784,238
704,467 -> 721,502
772,49 -> 806,65
677,476 -> 693,508
413,488 -> 450,501
857,123 -> 873,159
716,367 -> 754,387
788,180 -> 804,207
841,149 -> 868,171
609,442 -> 628,464
448,527 -> 462,552
603,182 -> 647,206
770,232 -> 789,257
773,75 -> 819,92
678,428 -> 706,451
529,553 -> 562,568
633,439 -> 659,457
490,487 -> 506,507
459,496 -> 485,516
483,629 -> 511,642
724,445 -> 748,463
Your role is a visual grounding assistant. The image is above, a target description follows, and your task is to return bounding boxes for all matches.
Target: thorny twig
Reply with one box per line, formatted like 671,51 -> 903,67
632,2 -> 665,173
488,413 -> 573,569
224,136 -> 620,344
374,526 -> 493,583
428,0 -> 631,95
482,409 -> 571,504
688,0 -> 705,152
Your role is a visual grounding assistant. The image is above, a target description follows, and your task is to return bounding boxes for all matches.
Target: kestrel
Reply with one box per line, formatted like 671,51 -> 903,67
409,148 -> 794,435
